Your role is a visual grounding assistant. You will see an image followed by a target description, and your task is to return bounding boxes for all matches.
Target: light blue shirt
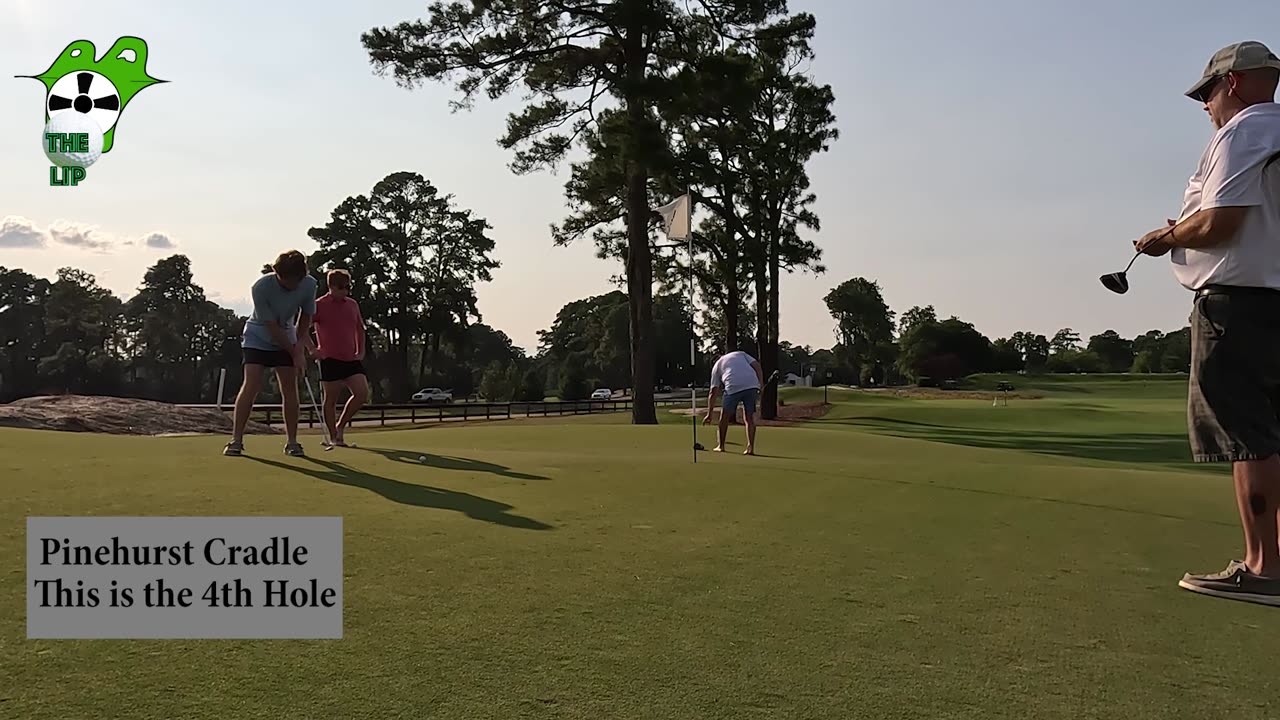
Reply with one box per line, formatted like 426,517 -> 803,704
241,273 -> 317,351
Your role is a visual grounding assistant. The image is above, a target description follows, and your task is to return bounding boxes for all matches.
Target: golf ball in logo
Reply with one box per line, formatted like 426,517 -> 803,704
42,111 -> 104,168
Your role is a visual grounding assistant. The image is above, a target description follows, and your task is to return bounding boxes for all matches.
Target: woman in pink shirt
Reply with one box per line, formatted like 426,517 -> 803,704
311,269 -> 368,447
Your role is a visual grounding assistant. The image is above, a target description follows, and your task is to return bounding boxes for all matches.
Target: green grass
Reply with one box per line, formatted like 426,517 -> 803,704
2,377 -> 1276,719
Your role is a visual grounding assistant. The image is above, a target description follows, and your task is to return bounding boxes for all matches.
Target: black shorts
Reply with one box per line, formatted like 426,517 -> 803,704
319,358 -> 366,383
243,347 -> 294,368
1188,286 -> 1280,463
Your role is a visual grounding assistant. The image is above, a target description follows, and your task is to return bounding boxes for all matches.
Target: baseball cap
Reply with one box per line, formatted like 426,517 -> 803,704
1186,41 -> 1280,102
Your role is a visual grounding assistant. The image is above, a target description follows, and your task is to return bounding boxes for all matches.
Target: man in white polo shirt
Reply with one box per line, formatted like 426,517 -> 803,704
703,349 -> 765,455
1134,41 -> 1280,606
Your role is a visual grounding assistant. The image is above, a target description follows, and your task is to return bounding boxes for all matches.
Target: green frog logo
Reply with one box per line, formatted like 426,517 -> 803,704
17,37 -> 165,183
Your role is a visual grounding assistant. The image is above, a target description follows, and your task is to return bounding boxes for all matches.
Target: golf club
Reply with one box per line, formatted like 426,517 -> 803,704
1101,226 -> 1176,294
302,367 -> 334,451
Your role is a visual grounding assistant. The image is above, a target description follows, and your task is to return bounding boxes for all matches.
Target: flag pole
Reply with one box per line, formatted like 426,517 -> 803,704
688,188 -> 696,463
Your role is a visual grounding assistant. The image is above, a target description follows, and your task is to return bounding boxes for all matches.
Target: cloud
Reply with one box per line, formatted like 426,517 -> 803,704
0,216 -> 47,248
47,221 -> 114,252
0,218 -> 180,253
141,232 -> 177,249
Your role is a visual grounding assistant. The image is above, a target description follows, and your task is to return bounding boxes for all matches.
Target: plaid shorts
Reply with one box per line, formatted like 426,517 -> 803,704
1188,286 -> 1280,463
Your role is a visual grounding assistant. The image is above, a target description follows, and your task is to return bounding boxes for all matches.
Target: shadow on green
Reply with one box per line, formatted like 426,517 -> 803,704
246,456 -> 553,530
352,446 -> 550,481
837,416 -> 1214,472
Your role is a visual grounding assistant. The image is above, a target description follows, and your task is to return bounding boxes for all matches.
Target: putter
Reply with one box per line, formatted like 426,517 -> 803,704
1101,226 -> 1175,294
302,369 -> 334,451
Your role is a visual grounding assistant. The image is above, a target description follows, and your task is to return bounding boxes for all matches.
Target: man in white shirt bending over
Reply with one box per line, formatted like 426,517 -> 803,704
1134,40 -> 1280,607
704,350 -> 764,455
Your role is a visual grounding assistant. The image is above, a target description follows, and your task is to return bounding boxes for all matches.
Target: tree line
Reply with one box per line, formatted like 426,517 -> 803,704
0,254 -> 697,405
818,277 -> 1191,387
0,254 -> 1189,408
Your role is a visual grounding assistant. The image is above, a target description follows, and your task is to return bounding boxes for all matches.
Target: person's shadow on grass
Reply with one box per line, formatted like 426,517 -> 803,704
246,456 -> 552,530
352,446 -> 550,481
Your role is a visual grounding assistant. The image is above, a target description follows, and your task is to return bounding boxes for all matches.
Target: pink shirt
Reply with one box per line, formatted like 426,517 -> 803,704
312,294 -> 363,361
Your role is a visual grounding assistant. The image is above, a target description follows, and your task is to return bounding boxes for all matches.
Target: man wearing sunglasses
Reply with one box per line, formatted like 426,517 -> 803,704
1134,41 -> 1280,606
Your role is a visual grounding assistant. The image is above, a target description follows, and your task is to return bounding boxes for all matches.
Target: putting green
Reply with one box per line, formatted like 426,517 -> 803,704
2,376 -> 1275,719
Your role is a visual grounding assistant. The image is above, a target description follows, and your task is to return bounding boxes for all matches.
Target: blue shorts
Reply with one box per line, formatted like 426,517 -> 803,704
722,388 -> 759,417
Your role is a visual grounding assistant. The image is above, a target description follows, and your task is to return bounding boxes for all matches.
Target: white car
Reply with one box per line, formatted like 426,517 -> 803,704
411,387 -> 453,403
590,388 -> 612,400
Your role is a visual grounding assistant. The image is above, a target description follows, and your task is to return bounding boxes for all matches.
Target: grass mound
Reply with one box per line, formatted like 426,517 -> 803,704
0,395 -> 279,436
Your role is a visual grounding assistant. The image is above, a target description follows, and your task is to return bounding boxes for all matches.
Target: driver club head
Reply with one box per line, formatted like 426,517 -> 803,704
1100,271 -> 1130,294
693,442 -> 705,451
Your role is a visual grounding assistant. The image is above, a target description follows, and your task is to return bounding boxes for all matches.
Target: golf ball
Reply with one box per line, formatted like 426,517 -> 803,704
418,455 -> 427,462
43,111 -> 104,168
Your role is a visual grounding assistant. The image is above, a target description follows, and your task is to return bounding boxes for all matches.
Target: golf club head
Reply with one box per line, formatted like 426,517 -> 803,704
1100,271 -> 1129,294
693,442 -> 705,451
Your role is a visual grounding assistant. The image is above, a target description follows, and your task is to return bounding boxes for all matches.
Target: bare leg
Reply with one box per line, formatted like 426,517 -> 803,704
715,407 -> 730,451
743,411 -> 757,455
321,380 -> 341,442
335,374 -> 369,442
1234,457 -> 1280,577
274,367 -> 300,445
231,365 -> 265,443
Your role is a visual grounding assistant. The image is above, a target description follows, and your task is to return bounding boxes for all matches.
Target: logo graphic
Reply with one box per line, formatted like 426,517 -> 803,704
17,37 -> 166,186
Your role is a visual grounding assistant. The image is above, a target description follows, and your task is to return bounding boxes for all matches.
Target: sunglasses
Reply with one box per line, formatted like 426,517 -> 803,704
1192,74 -> 1231,103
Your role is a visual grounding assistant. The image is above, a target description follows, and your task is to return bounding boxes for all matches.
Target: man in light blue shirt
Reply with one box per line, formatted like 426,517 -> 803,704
223,250 -> 317,458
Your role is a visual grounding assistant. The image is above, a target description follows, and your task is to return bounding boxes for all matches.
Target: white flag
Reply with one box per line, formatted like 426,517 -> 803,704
653,194 -> 691,241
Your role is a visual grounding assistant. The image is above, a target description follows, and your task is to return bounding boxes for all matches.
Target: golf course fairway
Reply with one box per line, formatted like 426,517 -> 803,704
2,376 -> 1276,719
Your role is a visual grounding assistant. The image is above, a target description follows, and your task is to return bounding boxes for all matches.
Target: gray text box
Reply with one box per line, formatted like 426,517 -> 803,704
27,517 -> 342,639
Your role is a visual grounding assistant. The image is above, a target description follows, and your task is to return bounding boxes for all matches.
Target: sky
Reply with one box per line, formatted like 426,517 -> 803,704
2,0 -> 1278,354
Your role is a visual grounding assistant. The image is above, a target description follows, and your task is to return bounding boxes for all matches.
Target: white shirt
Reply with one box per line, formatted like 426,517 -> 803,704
1172,103 -> 1280,290
710,351 -> 760,395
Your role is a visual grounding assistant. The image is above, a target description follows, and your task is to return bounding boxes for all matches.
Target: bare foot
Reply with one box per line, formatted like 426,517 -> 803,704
743,447 -> 755,456
712,446 -> 724,452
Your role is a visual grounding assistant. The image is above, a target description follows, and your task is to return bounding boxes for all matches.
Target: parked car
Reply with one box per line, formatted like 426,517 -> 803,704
411,387 -> 453,403
590,388 -> 612,400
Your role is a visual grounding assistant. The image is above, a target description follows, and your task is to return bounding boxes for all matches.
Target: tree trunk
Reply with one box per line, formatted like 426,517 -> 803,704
753,247 -> 773,419
192,357 -> 201,404
762,229 -> 781,420
431,332 -> 442,378
417,335 -> 428,387
622,23 -> 656,425
724,247 -> 740,354
393,326 -> 412,400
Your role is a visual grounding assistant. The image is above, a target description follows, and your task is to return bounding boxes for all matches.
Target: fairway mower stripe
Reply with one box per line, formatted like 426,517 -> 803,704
779,465 -> 1234,527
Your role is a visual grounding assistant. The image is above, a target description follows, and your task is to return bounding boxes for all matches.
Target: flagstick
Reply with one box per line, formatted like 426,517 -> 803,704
653,190 -> 699,462
688,189 -> 697,463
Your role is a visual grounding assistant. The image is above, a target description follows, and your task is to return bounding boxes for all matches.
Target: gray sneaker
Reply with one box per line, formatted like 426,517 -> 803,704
284,442 -> 305,457
1179,560 -> 1280,607
223,441 -> 244,456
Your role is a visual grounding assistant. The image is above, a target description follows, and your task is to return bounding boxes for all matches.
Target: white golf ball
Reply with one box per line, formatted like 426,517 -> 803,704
418,455 -> 427,462
43,112 -> 104,168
